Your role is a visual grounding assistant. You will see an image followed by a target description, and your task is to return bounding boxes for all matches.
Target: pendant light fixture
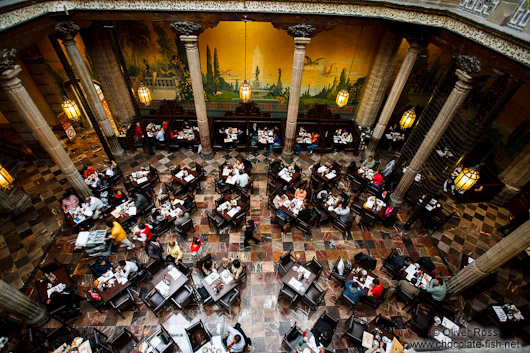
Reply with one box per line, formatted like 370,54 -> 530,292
336,25 -> 364,108
239,19 -> 251,103
400,107 -> 416,129
454,167 -> 480,192
61,96 -> 81,121
138,82 -> 152,106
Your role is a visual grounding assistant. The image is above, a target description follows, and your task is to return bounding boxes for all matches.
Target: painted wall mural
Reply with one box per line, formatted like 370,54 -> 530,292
114,21 -> 385,110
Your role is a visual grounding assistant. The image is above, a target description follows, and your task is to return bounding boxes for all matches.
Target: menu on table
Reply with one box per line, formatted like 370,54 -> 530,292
168,267 -> 182,280
325,172 -> 336,179
221,269 -> 234,284
155,281 -> 171,297
362,332 -> 374,349
288,277 -> 304,292
205,271 -> 220,285
227,207 -> 240,218
184,174 -> 195,182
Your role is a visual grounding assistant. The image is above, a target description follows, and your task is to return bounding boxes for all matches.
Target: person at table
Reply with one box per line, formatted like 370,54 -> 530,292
134,193 -> 149,213
243,219 -> 260,247
273,125 -> 281,137
162,119 -> 169,131
382,159 -> 396,177
362,156 -> 376,170
46,291 -> 82,321
190,330 -> 207,352
228,258 -> 244,280
166,241 -> 183,263
234,158 -> 245,171
223,325 -> 246,353
297,203 -> 313,223
316,189 -> 329,202
180,119 -> 191,130
334,202 -> 351,223
343,130 -> 353,143
175,208 -> 190,226
343,280 -> 366,303
378,189 -> 390,203
105,221 -> 134,250
368,279 -> 383,298
202,258 -> 216,276
294,186 -> 307,201
391,255 -> 412,272
367,169 -> 383,189
102,160 -> 118,179
269,133 -> 281,153
150,209 -> 165,225
271,160 -> 284,175
250,122 -> 258,137
236,172 -> 250,188
84,196 -> 104,219
61,193 -> 79,212
93,257 -> 112,277
154,128 -> 165,146
112,189 -> 128,206
170,128 -> 179,140
146,236 -> 163,260
398,277 -> 420,298
426,278 -> 447,302
273,193 -> 290,220
83,164 -> 98,179
136,223 -> 153,242
134,122 -> 143,140
117,259 -> 138,279
312,318 -> 333,347
306,132 -> 320,154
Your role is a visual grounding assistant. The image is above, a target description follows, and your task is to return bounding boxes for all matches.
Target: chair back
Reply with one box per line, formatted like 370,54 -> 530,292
240,192 -> 250,205
360,212 -> 377,227
307,257 -> 323,277
146,259 -> 164,276
332,161 -> 342,174
195,163 -> 203,177
179,218 -> 194,234
350,178 -> 363,193
232,212 -> 246,227
354,252 -> 377,271
185,320 -> 212,351
373,314 -> 396,332
177,261 -> 192,278
280,251 -> 293,266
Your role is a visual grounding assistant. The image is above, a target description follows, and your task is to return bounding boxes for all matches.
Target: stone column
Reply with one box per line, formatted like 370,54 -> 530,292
0,280 -> 49,327
355,32 -> 402,128
170,22 -> 213,160
447,220 -> 530,295
365,42 -> 423,157
493,143 -> 530,204
55,21 -> 124,156
0,50 -> 92,198
281,25 -> 315,163
389,56 -> 480,207
82,25 -> 135,127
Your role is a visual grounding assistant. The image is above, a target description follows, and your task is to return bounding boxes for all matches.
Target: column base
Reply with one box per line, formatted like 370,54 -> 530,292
281,151 -> 294,164
27,304 -> 50,327
388,193 -> 403,207
491,184 -> 520,206
201,150 -> 214,161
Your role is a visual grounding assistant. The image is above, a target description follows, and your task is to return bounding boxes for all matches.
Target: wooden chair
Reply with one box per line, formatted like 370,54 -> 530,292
276,251 -> 298,276
109,328 -> 139,353
109,288 -> 137,319
141,288 -> 167,317
329,256 -> 352,284
278,283 -> 299,309
341,314 -> 368,346
281,322 -> 303,351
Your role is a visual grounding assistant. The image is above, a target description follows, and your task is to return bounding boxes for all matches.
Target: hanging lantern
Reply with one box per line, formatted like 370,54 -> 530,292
239,80 -> 251,103
137,82 -> 152,106
61,97 -> 81,121
454,167 -> 480,192
94,83 -> 105,101
0,164 -> 14,190
336,88 -> 349,108
400,107 -> 416,129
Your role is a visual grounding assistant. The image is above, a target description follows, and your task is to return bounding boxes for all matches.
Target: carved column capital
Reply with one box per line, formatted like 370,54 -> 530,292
457,55 -> 481,75
170,21 -> 202,36
0,48 -> 17,71
287,24 -> 316,38
55,21 -> 80,41
179,35 -> 199,49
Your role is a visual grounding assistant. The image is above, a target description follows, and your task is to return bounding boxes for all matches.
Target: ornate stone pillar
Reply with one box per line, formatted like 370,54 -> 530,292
55,21 -> 124,156
0,49 -> 92,198
170,22 -> 213,160
82,25 -> 135,127
493,143 -> 530,205
389,56 -> 480,207
355,32 -> 402,128
0,280 -> 49,327
281,25 -> 314,163
447,220 -> 530,295
365,42 -> 423,157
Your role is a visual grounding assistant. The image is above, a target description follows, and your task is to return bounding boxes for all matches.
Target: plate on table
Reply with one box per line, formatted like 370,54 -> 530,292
216,349 -> 222,353
382,336 -> 391,344
202,348 -> 208,353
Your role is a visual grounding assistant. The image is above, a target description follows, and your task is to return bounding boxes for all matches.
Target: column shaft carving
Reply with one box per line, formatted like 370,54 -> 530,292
180,35 -> 213,159
0,280 -> 49,327
282,37 -> 311,162
493,143 -> 530,205
447,220 -> 530,294
366,42 -> 422,157
355,32 -> 402,128
0,65 -> 91,198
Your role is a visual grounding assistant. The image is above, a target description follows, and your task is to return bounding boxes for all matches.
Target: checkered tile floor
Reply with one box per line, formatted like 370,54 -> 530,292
2,131 -> 529,351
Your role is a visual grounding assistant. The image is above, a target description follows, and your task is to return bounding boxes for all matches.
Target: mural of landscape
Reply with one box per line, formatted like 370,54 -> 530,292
114,21 -> 383,109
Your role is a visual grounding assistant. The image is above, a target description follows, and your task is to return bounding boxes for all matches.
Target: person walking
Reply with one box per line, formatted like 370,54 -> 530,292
243,220 -> 260,248
105,221 -> 134,250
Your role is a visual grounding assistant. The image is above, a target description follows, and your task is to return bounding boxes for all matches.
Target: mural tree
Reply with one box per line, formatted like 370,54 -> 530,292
255,66 -> 260,82
153,22 -> 174,69
206,45 -> 214,94
115,21 -> 151,75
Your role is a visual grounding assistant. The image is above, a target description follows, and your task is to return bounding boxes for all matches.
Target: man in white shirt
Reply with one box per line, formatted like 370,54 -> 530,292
84,196 -> 104,218
236,172 -> 249,188
334,202 -> 351,223
155,129 -> 165,146
223,325 -> 245,353
118,260 -> 138,279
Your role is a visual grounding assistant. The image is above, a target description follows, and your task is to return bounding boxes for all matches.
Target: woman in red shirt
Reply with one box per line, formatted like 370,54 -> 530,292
368,279 -> 383,298
135,122 -> 143,140
190,236 -> 202,259
372,169 -> 383,186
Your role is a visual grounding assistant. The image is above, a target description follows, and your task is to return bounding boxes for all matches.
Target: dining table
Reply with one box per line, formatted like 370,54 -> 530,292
276,166 -> 301,186
314,165 -> 339,184
215,195 -> 245,222
282,264 -> 317,296
151,264 -> 188,299
288,331 -> 320,353
110,200 -> 138,227
128,169 -> 153,188
279,197 -> 304,219
194,335 -> 229,353
201,267 -> 238,303
362,323 -> 398,352
172,167 -> 198,187
346,265 -> 378,295
94,269 -> 132,304
362,196 -> 387,219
